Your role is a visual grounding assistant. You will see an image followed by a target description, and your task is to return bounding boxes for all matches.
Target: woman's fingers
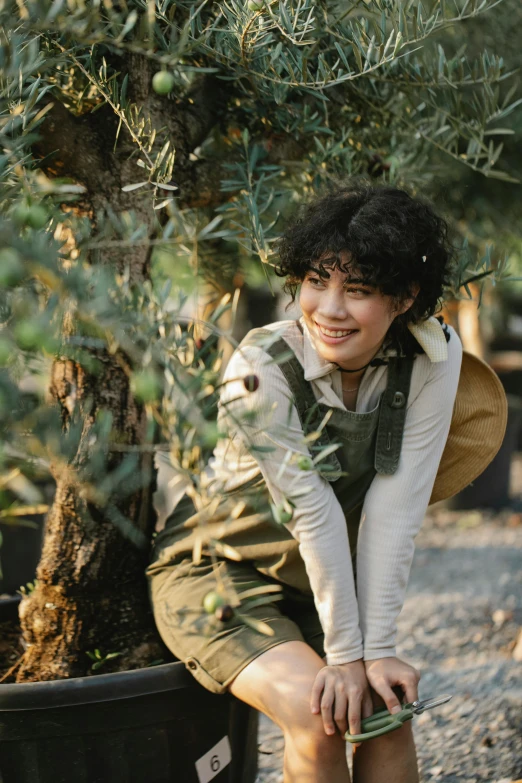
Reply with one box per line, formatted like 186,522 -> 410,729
333,684 -> 348,736
320,681 -> 337,735
310,668 -> 325,715
364,657 -> 421,714
347,686 -> 363,740
374,679 -> 402,715
400,667 -> 421,704
310,660 -> 370,739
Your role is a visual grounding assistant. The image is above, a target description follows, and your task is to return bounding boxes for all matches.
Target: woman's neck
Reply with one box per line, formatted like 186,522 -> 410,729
336,339 -> 386,377
340,367 -> 366,388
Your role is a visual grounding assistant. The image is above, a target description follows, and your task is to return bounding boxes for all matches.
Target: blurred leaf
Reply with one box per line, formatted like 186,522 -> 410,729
211,540 -> 243,561
236,612 -> 275,637
121,182 -> 149,192
237,584 -> 283,601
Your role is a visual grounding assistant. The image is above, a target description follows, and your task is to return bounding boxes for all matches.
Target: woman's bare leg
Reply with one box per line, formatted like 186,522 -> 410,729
352,688 -> 419,783
229,640 -> 351,783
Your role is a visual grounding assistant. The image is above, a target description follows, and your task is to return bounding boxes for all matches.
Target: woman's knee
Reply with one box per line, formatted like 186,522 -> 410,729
235,660 -> 325,737
230,640 -> 349,761
229,640 -> 323,722
234,644 -> 347,741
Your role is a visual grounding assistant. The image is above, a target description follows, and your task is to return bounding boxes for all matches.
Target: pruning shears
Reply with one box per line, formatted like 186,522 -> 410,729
345,694 -> 452,744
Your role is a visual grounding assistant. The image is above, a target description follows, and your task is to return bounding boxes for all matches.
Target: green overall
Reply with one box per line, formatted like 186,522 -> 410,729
147,328 -> 414,693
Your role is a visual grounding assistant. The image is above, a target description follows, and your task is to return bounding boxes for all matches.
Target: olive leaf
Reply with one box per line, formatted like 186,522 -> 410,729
236,613 -> 275,637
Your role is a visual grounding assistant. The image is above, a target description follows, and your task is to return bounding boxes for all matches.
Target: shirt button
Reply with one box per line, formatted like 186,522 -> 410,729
391,391 -> 406,408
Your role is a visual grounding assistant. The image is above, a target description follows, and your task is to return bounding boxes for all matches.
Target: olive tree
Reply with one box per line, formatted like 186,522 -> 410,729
0,0 -> 519,682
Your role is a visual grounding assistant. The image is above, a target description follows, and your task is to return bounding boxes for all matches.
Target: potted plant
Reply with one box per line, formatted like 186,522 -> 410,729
0,1 -> 521,781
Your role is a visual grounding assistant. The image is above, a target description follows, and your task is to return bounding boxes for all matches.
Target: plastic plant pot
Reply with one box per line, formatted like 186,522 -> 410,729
0,598 -> 258,783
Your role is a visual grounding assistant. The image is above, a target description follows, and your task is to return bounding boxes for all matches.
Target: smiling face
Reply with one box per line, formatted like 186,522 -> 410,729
299,253 -> 414,371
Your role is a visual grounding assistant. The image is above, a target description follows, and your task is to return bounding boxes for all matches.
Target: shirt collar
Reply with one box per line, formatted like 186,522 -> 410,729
301,315 -> 448,382
407,317 -> 448,362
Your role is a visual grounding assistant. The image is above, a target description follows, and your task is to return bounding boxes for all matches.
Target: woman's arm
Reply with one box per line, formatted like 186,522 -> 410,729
356,329 -> 463,661
219,342 -> 363,664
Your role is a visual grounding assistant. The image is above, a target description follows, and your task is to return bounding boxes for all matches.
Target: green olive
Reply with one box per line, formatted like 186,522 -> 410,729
203,591 -> 225,615
152,71 -> 176,95
14,321 -> 42,350
131,369 -> 161,402
12,203 -> 48,229
202,422 -> 219,449
26,205 -> 49,229
247,0 -> 264,10
12,202 -> 32,226
0,249 -> 24,285
271,503 -> 293,525
297,455 -> 313,471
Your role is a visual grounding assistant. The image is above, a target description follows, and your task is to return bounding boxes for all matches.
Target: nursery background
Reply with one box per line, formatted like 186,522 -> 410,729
0,1 -> 521,782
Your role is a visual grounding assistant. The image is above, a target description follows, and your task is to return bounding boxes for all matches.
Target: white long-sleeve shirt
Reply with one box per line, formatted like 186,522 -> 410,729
211,317 -> 462,665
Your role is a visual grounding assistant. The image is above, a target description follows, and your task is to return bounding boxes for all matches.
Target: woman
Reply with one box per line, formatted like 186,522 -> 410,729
148,182 -> 463,783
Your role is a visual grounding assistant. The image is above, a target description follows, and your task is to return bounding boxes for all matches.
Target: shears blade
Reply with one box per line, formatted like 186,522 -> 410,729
412,694 -> 452,714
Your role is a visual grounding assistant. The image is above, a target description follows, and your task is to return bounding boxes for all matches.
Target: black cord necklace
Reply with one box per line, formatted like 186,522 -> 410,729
336,360 -> 372,374
336,355 -> 389,373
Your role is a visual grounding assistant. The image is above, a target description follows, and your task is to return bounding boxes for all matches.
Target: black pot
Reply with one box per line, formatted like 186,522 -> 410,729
0,649 -> 258,783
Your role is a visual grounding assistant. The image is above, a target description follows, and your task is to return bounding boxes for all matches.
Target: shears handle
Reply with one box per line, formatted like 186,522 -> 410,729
345,706 -> 413,744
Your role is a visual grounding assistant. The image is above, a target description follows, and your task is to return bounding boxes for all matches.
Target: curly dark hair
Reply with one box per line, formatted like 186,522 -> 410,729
275,180 -> 454,350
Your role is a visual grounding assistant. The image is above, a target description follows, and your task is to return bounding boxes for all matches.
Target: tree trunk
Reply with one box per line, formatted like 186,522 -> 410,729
17,59 -> 231,681
17,143 -> 162,681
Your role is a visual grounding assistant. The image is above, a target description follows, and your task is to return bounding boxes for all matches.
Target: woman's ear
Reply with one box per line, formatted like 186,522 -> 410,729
398,284 -> 420,316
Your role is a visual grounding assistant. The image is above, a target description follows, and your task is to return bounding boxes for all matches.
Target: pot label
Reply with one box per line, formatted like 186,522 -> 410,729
195,735 -> 231,783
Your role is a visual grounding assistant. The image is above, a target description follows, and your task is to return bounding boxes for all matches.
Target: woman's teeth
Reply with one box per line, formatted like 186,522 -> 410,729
318,325 -> 355,338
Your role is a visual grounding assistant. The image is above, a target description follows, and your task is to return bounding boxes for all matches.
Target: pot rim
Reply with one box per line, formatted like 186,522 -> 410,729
0,660 -> 198,711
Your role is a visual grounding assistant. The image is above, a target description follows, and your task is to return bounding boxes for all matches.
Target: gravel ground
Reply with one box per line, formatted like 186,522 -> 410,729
256,457 -> 522,783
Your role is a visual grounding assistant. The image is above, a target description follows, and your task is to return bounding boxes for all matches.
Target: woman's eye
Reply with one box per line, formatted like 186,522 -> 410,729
346,287 -> 370,296
307,277 -> 324,287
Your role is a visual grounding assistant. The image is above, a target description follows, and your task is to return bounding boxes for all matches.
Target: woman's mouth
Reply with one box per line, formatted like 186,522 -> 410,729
315,322 -> 358,344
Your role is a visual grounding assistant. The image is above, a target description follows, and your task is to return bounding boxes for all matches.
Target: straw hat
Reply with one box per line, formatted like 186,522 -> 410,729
430,351 -> 508,505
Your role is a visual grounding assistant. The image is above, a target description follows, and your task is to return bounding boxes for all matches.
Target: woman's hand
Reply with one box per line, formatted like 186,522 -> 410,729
310,659 -> 374,742
364,656 -> 421,714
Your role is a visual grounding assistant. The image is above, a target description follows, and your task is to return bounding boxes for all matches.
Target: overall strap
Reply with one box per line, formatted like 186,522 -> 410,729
374,356 -> 414,475
237,328 -> 343,478
237,328 -> 316,425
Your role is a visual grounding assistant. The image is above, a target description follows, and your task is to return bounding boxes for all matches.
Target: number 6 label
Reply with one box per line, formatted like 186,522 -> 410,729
195,736 -> 231,783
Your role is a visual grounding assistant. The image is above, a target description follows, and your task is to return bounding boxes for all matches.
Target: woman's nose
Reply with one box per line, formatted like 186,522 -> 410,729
317,288 -> 349,320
